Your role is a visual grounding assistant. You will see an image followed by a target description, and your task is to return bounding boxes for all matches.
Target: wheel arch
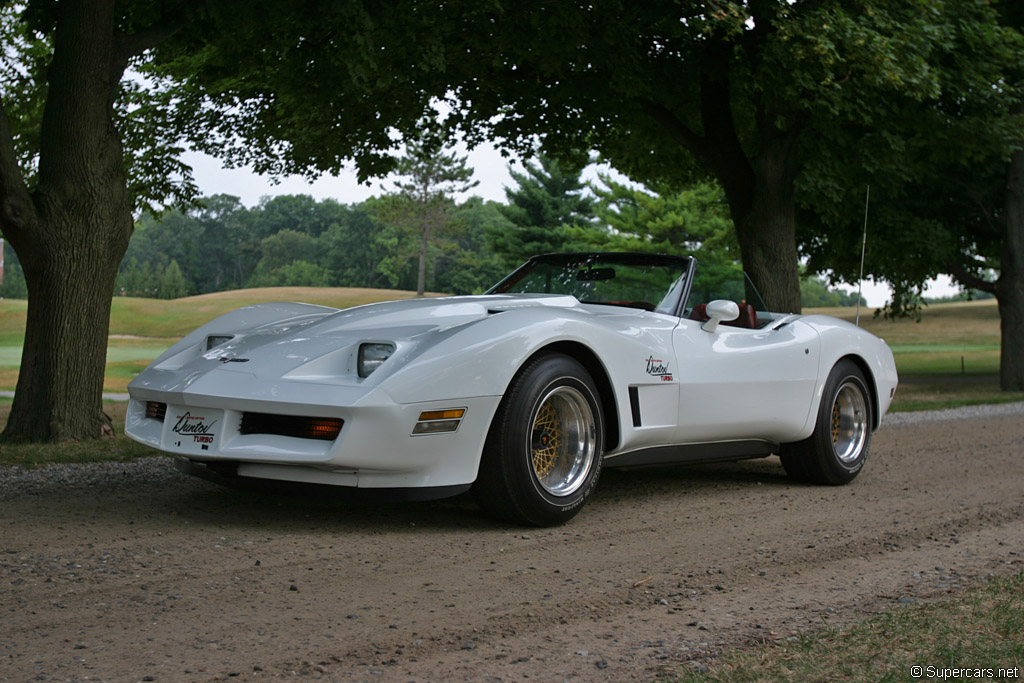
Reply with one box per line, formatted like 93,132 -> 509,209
835,354 -> 880,430
517,341 -> 621,452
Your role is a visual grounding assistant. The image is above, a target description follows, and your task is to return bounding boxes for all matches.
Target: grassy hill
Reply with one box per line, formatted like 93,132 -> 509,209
0,287 -> 437,393
807,298 -> 1000,346
805,299 -> 1017,410
807,299 -> 1002,375
1,292 -> 1017,409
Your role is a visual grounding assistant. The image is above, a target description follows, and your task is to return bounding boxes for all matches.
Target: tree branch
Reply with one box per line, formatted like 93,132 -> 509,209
697,68 -> 756,213
947,259 -> 998,295
115,14 -> 186,65
636,99 -> 714,166
0,97 -> 39,243
951,177 -> 1001,234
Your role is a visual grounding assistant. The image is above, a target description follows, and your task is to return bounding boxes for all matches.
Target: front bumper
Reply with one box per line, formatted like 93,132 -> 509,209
173,457 -> 472,501
125,379 -> 502,490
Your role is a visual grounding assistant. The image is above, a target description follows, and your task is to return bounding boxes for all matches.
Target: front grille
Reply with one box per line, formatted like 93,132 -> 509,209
239,412 -> 344,441
146,402 -> 167,421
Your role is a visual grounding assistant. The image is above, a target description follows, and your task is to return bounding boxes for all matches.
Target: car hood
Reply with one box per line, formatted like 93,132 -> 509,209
296,293 -> 580,337
134,294 -> 583,392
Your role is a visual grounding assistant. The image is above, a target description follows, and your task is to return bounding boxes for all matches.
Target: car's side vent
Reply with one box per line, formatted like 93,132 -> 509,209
239,412 -> 344,441
146,401 -> 167,422
628,387 -> 642,428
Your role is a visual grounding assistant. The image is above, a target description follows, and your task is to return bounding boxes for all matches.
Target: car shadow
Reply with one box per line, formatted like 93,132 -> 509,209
155,455 -> 798,532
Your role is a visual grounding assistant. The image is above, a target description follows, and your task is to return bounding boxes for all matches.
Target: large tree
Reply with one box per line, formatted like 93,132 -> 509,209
374,130 -> 478,296
0,0 -> 467,442
443,0 -> 995,314
0,0 -> 187,441
799,1 -> 1024,389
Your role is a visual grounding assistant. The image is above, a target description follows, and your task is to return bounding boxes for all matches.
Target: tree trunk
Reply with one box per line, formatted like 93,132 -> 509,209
0,0 -> 135,442
720,135 -> 803,314
417,225 -> 429,297
733,180 -> 802,314
5,217 -> 129,441
997,144 -> 1024,391
646,70 -> 805,315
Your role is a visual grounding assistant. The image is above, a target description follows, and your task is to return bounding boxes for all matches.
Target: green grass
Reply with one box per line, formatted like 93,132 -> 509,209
0,299 -> 27,346
804,299 -> 1017,410
0,293 -> 1019,400
0,338 -> 173,368
107,286 -> 437,337
889,343 -> 1001,353
894,350 -> 1002,377
0,286 -> 435,391
667,574 -> 1024,682
0,346 -> 22,366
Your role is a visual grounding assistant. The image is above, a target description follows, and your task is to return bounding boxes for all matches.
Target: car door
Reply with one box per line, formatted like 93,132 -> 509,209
672,317 -> 821,443
671,265 -> 821,444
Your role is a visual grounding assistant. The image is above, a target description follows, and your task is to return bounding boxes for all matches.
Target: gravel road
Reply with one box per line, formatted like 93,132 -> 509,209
2,403 -> 1023,681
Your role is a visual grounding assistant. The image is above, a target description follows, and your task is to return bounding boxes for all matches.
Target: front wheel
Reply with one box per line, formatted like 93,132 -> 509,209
472,354 -> 604,526
780,360 -> 872,485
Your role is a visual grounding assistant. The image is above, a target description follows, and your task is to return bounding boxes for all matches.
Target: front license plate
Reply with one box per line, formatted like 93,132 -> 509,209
166,407 -> 222,454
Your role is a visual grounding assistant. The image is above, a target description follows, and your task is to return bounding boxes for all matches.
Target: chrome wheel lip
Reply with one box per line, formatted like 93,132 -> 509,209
529,384 -> 597,497
832,381 -> 868,464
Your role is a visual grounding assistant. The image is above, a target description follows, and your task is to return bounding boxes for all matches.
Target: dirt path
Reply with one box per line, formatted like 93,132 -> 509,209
3,407 -> 1023,682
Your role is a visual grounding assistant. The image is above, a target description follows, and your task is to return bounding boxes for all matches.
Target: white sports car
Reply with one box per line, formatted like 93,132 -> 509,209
126,252 -> 898,526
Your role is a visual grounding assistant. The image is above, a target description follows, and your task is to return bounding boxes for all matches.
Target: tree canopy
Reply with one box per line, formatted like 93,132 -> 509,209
490,154 -> 596,268
795,0 -> 1024,388
3,0 -> 1023,443
433,0 -> 1021,315
0,0 -> 477,442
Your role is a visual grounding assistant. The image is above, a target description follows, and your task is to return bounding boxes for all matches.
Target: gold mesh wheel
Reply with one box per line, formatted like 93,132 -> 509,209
529,385 -> 597,496
531,401 -> 562,478
831,381 -> 868,464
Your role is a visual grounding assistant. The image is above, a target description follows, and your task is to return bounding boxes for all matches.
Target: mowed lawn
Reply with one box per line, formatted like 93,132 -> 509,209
806,299 -> 1020,410
808,299 -> 1003,376
0,292 -> 1018,410
0,287 -> 435,394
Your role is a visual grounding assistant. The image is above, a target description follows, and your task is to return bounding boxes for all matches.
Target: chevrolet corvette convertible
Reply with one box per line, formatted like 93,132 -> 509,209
126,252 -> 898,526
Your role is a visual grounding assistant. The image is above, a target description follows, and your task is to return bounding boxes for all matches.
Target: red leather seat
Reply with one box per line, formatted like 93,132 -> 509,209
733,303 -> 758,329
688,303 -> 758,329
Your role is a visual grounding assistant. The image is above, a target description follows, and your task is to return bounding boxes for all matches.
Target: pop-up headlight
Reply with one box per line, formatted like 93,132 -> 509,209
358,342 -> 396,378
206,335 -> 234,350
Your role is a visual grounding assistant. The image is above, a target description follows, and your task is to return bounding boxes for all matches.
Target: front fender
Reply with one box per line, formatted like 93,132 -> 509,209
377,307 -> 678,406
803,315 -> 899,429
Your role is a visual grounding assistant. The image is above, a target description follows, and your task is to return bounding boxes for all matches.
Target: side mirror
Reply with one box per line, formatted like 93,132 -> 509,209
702,299 -> 740,333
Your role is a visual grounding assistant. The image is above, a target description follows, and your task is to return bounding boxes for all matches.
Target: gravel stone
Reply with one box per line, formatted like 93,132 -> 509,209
881,402 -> 1024,427
3,405 -> 1018,500
0,456 -> 188,501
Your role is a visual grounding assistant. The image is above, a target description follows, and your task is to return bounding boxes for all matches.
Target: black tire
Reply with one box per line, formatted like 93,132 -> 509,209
472,354 -> 604,526
780,359 -> 872,485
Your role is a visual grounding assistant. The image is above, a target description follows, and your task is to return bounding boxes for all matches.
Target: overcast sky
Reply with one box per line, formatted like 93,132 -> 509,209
184,148 -> 959,307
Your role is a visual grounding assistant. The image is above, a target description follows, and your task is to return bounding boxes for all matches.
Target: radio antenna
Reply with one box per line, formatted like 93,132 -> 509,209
855,185 -> 870,327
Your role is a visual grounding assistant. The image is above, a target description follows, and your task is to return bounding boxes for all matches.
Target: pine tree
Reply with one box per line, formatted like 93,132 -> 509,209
376,130 -> 479,296
158,260 -> 189,299
490,154 -> 595,267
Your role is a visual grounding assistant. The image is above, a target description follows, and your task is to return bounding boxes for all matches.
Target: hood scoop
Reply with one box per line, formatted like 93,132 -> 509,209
485,295 -> 579,315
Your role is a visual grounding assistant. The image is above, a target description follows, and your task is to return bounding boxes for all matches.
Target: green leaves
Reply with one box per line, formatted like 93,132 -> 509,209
489,154 -> 595,267
589,175 -> 737,260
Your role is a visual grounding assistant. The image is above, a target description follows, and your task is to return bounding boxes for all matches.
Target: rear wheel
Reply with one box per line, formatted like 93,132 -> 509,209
472,354 -> 603,526
781,360 -> 872,485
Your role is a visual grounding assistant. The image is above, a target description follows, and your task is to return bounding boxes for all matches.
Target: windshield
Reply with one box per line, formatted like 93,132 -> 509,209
487,253 -> 694,315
